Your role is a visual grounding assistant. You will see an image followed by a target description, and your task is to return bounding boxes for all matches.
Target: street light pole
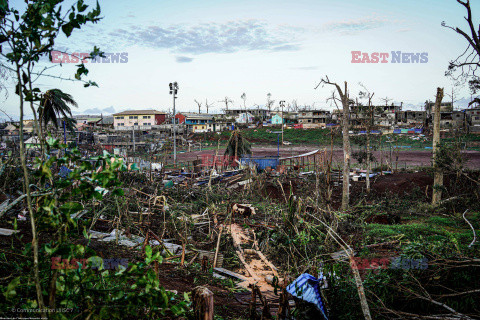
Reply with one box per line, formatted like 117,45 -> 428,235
169,82 -> 179,166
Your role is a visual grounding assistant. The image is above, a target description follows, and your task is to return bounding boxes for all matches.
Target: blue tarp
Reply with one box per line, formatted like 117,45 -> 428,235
286,273 -> 328,319
59,166 -> 72,178
240,157 -> 279,171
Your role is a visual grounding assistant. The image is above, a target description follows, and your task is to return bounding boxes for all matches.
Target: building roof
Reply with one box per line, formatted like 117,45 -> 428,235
25,136 -> 41,144
179,112 -> 213,120
5,124 -> 17,131
113,110 -> 166,116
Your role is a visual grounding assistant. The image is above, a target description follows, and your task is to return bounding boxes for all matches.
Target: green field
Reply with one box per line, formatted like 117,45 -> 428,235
202,128 -> 480,150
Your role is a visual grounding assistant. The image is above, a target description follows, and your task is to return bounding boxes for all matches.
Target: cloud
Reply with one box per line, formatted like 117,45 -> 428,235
270,44 -> 300,52
116,20 -> 300,55
324,16 -> 390,35
175,56 -> 194,63
292,66 -> 320,70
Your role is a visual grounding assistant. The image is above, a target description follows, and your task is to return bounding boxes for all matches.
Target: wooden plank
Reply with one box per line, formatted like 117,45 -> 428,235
213,267 -> 249,282
255,250 -> 279,277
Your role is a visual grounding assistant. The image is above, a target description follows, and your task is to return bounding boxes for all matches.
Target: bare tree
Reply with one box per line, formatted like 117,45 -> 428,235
442,0 -> 480,93
241,93 -> 247,125
316,76 -> 351,211
205,98 -> 214,114
194,99 -> 203,114
291,99 -> 298,112
241,93 -> 247,110
219,96 -> 233,111
432,87 -> 445,205
358,84 -> 378,193
380,96 -> 392,107
0,66 -> 9,99
266,93 -> 275,112
445,86 -> 460,110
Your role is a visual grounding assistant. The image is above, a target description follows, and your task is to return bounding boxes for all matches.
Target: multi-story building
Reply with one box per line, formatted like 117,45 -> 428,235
297,110 -> 331,128
113,110 -> 167,130
425,101 -> 453,115
465,107 -> 480,134
430,111 -> 465,130
375,104 -> 402,128
396,110 -> 427,127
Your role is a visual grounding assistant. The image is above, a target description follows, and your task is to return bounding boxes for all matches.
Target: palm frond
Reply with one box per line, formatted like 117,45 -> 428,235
38,89 -> 78,129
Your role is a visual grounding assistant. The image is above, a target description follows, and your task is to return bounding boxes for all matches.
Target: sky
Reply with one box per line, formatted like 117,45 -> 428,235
1,0 -> 480,119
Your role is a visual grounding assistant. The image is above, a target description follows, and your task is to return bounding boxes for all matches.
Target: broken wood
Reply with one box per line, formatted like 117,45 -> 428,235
213,267 -> 249,281
213,226 -> 223,268
255,250 -> 278,277
192,286 -> 214,320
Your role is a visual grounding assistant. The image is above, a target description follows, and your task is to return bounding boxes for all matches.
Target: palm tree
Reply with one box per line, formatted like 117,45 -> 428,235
38,89 -> 77,135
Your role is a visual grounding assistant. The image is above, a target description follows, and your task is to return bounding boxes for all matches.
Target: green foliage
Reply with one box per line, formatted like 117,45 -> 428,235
0,0 -> 102,106
1,141 -> 188,318
433,140 -> 464,172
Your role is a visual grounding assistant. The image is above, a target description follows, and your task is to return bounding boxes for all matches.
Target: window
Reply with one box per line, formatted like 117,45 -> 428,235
129,116 -> 138,119
143,116 -> 150,119
118,123 -> 124,126
116,116 -> 124,119
134,123 -> 138,126
145,123 -> 151,126
475,117 -> 480,120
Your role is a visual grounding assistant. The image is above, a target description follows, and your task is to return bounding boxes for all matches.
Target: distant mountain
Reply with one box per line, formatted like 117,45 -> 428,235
73,106 -> 116,115
454,97 -> 480,109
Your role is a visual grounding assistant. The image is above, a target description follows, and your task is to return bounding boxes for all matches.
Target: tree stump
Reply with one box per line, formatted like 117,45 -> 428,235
192,286 -> 214,320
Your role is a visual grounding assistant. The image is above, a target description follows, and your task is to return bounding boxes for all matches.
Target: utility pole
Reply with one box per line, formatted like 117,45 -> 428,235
280,100 -> 285,144
169,82 -> 179,166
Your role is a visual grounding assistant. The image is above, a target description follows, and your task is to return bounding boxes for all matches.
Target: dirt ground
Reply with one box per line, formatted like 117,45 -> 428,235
176,145 -> 480,169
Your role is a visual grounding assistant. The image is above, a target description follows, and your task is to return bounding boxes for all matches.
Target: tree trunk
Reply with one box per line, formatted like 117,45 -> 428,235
432,88 -> 444,205
341,82 -> 351,211
192,286 -> 214,320
16,64 -> 46,316
366,132 -> 371,193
